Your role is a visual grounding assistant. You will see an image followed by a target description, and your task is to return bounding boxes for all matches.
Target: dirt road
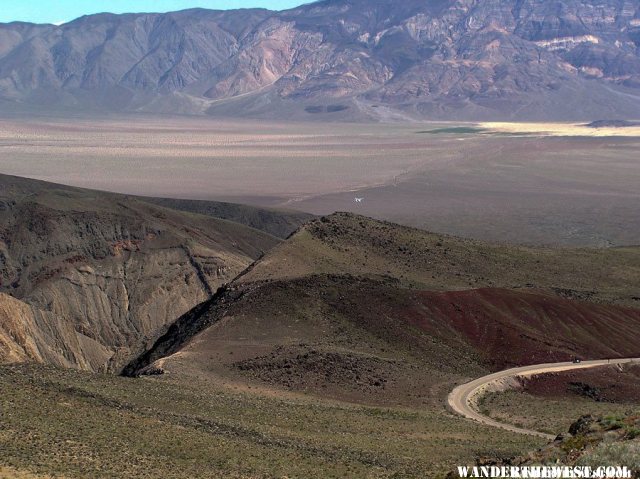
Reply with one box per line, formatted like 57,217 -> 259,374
447,358 -> 640,439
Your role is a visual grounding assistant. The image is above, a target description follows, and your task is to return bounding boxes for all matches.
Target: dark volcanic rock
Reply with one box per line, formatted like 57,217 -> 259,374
233,345 -> 398,392
569,414 -> 597,435
1,1 -> 640,120
568,382 -> 604,402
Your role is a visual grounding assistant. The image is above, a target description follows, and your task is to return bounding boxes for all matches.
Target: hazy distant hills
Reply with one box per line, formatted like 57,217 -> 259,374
1,0 -> 640,120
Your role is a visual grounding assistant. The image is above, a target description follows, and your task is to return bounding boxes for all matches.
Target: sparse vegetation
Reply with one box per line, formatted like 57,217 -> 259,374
2,173 -> 640,478
577,442 -> 640,471
448,414 -> 640,478
482,390 -> 639,436
0,364 -> 543,478
244,213 -> 640,306
560,434 -> 594,454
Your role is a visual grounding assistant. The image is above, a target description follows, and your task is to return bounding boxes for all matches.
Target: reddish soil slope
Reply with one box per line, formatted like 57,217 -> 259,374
133,275 -> 640,406
520,365 -> 640,404
409,288 -> 640,369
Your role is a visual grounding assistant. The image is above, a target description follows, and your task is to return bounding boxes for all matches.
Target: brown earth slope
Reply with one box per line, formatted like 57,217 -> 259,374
127,213 -> 640,406
0,174 -> 291,372
242,213 -> 640,306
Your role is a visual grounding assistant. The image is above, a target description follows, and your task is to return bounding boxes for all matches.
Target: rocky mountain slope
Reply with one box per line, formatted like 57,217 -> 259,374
125,213 -> 640,407
145,197 -> 314,240
2,190 -> 639,477
1,0 -> 639,120
0,174 -> 308,372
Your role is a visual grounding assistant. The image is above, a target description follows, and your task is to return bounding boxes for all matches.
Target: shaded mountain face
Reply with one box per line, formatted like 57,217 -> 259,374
0,174 -> 296,372
1,1 -> 639,119
144,197 -> 314,240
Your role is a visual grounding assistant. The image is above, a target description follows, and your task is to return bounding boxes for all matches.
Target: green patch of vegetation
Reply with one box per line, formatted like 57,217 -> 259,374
602,414 -> 625,430
416,127 -> 488,134
624,427 -> 640,439
560,435 -> 593,453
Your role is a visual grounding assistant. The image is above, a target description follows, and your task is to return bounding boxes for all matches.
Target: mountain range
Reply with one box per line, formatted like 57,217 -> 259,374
1,0 -> 640,120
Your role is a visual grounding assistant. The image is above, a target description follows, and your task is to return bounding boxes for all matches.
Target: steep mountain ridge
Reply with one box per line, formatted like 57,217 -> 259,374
1,0 -> 639,119
0,174 -> 299,371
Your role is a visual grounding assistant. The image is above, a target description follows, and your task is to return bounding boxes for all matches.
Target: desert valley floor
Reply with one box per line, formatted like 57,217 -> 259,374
2,116 -> 640,247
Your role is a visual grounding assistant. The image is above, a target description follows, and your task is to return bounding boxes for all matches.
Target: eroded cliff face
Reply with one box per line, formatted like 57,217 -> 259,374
0,176 -> 280,372
0,293 -> 106,369
0,0 -> 638,119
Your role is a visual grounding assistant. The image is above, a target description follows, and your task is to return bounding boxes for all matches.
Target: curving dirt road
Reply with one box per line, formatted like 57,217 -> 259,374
447,358 -> 640,440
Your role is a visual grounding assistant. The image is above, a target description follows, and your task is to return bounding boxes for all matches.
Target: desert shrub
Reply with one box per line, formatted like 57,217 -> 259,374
602,415 -> 625,430
576,441 -> 640,471
624,427 -> 640,440
560,435 -> 591,453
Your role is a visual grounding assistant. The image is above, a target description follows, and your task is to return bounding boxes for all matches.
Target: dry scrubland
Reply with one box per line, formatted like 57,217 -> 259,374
1,180 -> 640,476
481,389 -> 639,437
118,213 -> 640,478
2,119 -> 640,476
1,116 -> 639,246
0,364 -> 544,479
